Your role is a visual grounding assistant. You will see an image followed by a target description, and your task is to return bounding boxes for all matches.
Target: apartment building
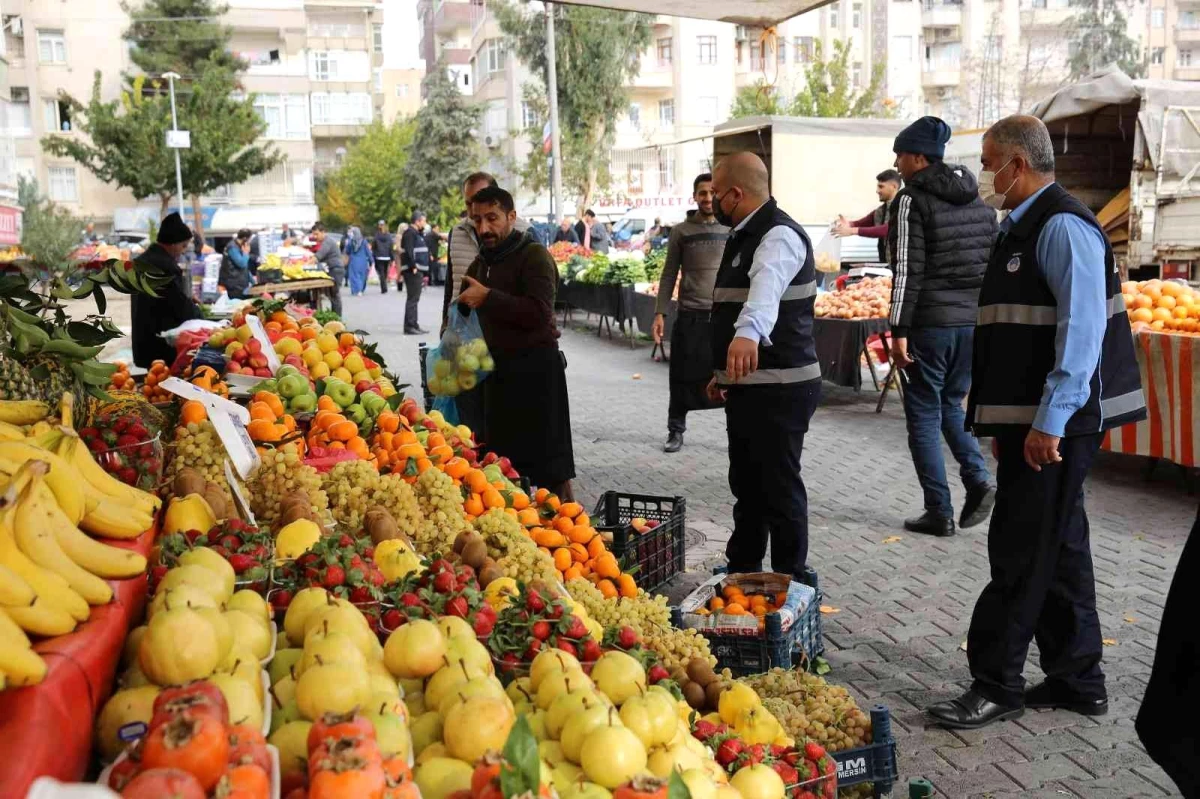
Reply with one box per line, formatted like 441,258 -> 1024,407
0,9 -> 20,246
0,0 -> 387,234
381,67 -> 423,122
417,0 -> 475,95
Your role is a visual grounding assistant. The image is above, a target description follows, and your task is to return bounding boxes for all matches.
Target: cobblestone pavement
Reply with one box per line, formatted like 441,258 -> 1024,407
344,283 -> 1191,798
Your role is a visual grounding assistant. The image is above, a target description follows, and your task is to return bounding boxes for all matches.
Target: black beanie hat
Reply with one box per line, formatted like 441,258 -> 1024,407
893,116 -> 952,159
157,212 -> 193,244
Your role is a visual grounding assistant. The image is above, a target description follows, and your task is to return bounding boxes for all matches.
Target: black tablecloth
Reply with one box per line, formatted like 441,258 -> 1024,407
631,292 -> 677,338
813,316 -> 890,390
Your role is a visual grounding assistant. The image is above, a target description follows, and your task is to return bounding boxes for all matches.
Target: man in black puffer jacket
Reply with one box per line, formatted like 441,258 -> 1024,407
888,116 -> 999,537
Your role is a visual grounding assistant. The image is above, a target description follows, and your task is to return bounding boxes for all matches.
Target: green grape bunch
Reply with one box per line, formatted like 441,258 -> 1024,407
323,460 -> 383,529
247,447 -> 329,529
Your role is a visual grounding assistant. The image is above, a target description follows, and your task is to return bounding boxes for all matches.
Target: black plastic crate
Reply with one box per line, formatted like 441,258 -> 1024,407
591,491 -> 686,593
673,567 -> 824,676
831,705 -> 898,797
417,342 -> 434,411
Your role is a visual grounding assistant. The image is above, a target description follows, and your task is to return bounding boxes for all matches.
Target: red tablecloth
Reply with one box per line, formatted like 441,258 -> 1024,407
1103,330 -> 1199,467
0,526 -> 154,797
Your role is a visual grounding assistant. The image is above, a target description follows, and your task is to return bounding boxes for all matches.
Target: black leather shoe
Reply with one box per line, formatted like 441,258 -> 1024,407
664,432 -> 683,453
960,484 -> 996,529
1025,681 -> 1108,716
904,511 -> 955,537
404,327 -> 430,335
926,689 -> 1024,729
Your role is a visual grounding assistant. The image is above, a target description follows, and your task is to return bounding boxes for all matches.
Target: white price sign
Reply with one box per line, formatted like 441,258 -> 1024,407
224,459 -> 257,525
159,377 -> 250,424
166,130 -> 191,149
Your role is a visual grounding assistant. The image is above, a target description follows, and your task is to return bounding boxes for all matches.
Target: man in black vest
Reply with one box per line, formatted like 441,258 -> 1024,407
707,152 -> 820,581
927,115 -> 1146,730
889,116 -> 998,538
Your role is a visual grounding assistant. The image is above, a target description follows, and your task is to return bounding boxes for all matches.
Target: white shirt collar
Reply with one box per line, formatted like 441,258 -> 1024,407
733,201 -> 769,233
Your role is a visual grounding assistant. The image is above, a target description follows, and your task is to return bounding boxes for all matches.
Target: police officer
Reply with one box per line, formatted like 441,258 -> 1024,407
400,211 -> 430,334
927,115 -> 1146,730
707,152 -> 820,581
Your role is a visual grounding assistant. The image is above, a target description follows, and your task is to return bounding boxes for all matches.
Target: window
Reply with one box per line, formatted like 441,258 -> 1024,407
47,166 -> 77,202
795,36 -> 814,63
310,93 -> 372,125
658,99 -> 674,127
829,3 -> 839,28
521,100 -> 538,130
892,35 -> 913,63
373,67 -> 383,92
657,37 -> 673,65
484,39 -> 506,73
42,98 -> 70,132
1152,7 -> 1164,27
37,30 -> 66,64
373,23 -> 383,53
396,84 -> 409,98
1183,11 -> 1200,29
312,51 -> 336,80
1181,49 -> 1193,66
697,96 -> 718,124
628,103 -> 641,128
852,61 -> 862,88
697,35 -> 717,64
777,38 -> 787,63
749,41 -> 763,70
7,88 -> 30,136
1152,46 -> 1165,65
852,2 -> 862,28
657,150 -> 675,191
254,94 -> 309,139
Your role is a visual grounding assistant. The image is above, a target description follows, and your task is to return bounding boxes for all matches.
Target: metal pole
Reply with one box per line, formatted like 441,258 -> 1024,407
164,71 -> 185,216
545,2 -> 565,223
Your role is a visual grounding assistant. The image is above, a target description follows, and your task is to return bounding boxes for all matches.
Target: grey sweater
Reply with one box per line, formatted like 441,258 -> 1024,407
655,216 -> 730,313
314,237 -> 344,271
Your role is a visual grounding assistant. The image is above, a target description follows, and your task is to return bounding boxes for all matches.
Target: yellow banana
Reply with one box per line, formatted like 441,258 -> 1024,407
0,442 -> 88,524
0,636 -> 46,686
30,482 -> 147,579
0,562 -> 35,607
0,608 -> 31,647
13,478 -> 113,605
4,597 -> 77,636
0,400 -> 50,425
57,435 -> 160,515
0,420 -> 25,441
81,498 -> 154,540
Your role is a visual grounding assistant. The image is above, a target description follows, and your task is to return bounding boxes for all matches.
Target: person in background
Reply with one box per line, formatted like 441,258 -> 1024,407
927,115 -> 1146,730
131,212 -> 200,367
457,186 -> 575,500
646,217 -> 662,243
573,212 -> 589,244
708,152 -> 819,582
833,169 -> 902,262
247,228 -> 263,279
220,228 -> 253,299
888,116 -> 998,538
652,172 -> 731,453
373,221 -> 394,294
400,211 -> 430,334
576,209 -> 610,253
81,222 -> 100,245
426,221 -> 446,286
279,223 -> 294,247
310,222 -> 344,316
554,217 -> 579,244
345,226 -> 372,297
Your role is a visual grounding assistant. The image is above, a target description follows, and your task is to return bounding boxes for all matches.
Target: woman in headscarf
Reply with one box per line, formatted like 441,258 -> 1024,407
345,226 -> 372,296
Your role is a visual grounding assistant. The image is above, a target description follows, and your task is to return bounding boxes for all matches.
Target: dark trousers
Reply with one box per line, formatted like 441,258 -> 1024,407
724,381 -> 820,580
375,258 -> 391,293
667,382 -> 716,433
403,269 -> 424,331
903,326 -> 991,517
967,430 -> 1106,708
455,384 -> 486,441
327,266 -> 344,316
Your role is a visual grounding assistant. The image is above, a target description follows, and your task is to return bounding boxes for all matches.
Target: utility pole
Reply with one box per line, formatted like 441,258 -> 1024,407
545,2 -> 565,223
163,71 -> 186,216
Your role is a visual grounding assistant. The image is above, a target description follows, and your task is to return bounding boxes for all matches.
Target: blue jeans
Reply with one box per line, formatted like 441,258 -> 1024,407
903,326 -> 991,517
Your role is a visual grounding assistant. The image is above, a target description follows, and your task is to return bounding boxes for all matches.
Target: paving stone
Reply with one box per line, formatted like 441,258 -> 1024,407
935,738 -> 1027,771
923,764 -> 1023,797
1066,745 -> 1157,776
998,754 -> 1092,790
1003,730 -> 1096,759
1061,771 -> 1169,797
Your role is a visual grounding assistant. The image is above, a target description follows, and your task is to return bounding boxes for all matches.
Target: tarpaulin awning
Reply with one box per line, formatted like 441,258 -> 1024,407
548,0 -> 834,27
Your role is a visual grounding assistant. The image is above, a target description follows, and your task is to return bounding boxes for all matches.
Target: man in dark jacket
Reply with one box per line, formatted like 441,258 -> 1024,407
888,116 -> 998,538
131,212 -> 201,367
554,218 -> 579,244
373,221 -> 394,294
425,222 -> 446,286
219,228 -> 253,299
400,211 -> 430,334
311,222 -> 344,315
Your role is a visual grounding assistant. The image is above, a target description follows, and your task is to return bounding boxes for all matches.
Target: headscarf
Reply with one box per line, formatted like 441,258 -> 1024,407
348,226 -> 364,252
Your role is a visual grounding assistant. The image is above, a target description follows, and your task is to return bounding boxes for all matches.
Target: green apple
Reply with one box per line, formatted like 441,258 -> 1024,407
346,403 -> 368,424
276,364 -> 301,380
277,373 -> 309,399
289,392 -> 317,413
324,379 -> 356,408
459,372 -> 478,391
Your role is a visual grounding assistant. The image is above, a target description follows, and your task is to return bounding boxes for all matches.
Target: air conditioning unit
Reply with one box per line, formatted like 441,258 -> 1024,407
936,87 -> 952,99
735,25 -> 748,41
484,135 -> 498,148
6,16 -> 22,36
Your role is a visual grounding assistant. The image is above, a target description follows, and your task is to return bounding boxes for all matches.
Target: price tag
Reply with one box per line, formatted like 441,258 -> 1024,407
208,405 -> 260,480
244,314 -> 282,375
224,458 -> 257,527
159,377 -> 250,424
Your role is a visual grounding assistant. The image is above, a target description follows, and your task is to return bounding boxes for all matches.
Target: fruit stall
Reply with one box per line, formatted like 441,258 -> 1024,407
1101,279 -> 1200,468
0,289 -> 897,799
811,274 -> 892,394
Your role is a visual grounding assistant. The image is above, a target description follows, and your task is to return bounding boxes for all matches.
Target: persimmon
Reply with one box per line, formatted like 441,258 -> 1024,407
709,597 -> 726,611
569,542 -> 589,563
142,713 -> 230,791
253,391 -> 285,417
597,579 -> 618,599
553,548 -> 573,572
316,395 -> 339,413
215,763 -> 270,799
481,488 -> 505,509
328,420 -> 358,442
338,332 -> 357,349
586,536 -> 606,560
397,443 -> 426,460
429,444 -> 454,464
558,502 -> 583,519
613,775 -> 668,799
552,516 -> 575,535
517,508 -> 540,527
464,493 -> 484,516
444,457 -> 470,479
511,491 -> 530,510
247,419 -> 282,442
534,487 -> 550,503
249,402 -> 276,423
574,512 -> 590,528
426,432 -> 446,450
564,564 -> 583,581
568,526 -> 594,544
376,412 -> 400,433
347,436 -> 370,459
415,457 -> 433,473
180,400 -> 208,425
594,554 -> 620,579
533,528 -> 565,548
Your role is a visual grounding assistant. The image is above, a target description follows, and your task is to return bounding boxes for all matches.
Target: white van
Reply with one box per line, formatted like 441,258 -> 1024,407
612,206 -> 689,249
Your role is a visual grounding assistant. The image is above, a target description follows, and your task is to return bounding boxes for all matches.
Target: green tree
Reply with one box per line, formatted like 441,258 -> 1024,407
730,81 -> 786,119
792,40 -> 891,118
328,119 -> 416,229
123,0 -> 245,76
400,62 -> 482,217
496,2 -> 653,213
315,175 -> 357,229
1067,0 -> 1144,80
18,177 -> 83,273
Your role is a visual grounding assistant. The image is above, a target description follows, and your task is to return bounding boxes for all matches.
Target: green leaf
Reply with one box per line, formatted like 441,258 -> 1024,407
66,320 -> 119,347
499,714 -> 540,799
669,770 -> 692,799
91,281 -> 107,314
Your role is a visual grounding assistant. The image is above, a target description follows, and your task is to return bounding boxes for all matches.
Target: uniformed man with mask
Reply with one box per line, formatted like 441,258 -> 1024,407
707,152 -> 820,581
927,115 -> 1146,730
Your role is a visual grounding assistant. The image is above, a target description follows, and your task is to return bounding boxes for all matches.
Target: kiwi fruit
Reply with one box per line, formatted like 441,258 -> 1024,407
704,680 -> 725,711
172,468 -> 206,499
687,658 -> 718,687
462,538 -> 489,570
453,530 -> 477,554
200,483 -> 229,520
364,508 -> 400,544
279,503 -> 314,527
478,561 -> 505,587
683,680 -> 707,710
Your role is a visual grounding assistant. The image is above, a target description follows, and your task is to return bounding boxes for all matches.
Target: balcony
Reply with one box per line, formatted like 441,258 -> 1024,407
439,46 -> 471,65
1019,6 -> 1075,29
631,64 -> 673,89
922,67 -> 961,87
922,1 -> 962,28
1176,25 -> 1200,43
433,0 -> 475,35
312,123 -> 368,138
1174,65 -> 1200,79
925,26 -> 961,44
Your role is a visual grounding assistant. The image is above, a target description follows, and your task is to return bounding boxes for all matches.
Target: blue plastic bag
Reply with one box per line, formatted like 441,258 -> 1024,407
424,307 -> 495,420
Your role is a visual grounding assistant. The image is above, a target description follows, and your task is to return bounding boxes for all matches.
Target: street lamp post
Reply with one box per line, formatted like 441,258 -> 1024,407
545,3 -> 564,224
163,71 -> 186,217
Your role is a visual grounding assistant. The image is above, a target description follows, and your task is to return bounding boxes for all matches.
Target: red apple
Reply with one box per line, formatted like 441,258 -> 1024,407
254,367 -> 272,377
245,338 -> 262,355
355,380 -> 373,394
226,362 -> 241,374
267,330 -> 281,344
422,419 -> 438,431
644,520 -> 660,529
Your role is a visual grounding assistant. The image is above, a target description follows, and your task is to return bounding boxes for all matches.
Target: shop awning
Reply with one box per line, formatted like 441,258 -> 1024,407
113,204 -> 319,235
549,0 -> 834,27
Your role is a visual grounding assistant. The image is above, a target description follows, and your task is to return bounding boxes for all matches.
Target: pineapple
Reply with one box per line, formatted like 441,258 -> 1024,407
0,351 -> 41,402
25,354 -> 87,419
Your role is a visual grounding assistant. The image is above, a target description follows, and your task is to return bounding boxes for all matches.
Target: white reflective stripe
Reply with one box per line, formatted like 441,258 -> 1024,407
977,303 -> 1057,326
713,282 -> 817,304
972,404 -> 1038,424
715,362 -> 822,385
889,194 -> 912,327
1100,388 -> 1145,418
1108,294 -> 1127,318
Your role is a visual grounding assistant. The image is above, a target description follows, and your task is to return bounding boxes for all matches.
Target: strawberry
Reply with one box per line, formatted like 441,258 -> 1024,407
745,744 -> 766,765
271,588 -> 293,610
472,612 -> 495,637
501,652 -> 522,671
116,433 -> 141,448
562,615 -> 588,640
819,757 -> 834,776
338,534 -> 354,548
692,720 -> 719,741
617,626 -> 639,648
546,601 -> 565,620
581,639 -> 603,662
430,558 -> 454,574
526,589 -> 545,613
647,664 -> 670,684
87,437 -> 108,453
554,637 -> 577,658
350,585 -> 373,603
715,738 -> 743,767
432,571 -> 456,594
531,620 -> 552,641
445,596 -> 470,618
803,742 -> 826,762
524,639 -> 542,660
400,592 -> 422,607
228,554 -> 256,573
771,762 -> 798,786
770,745 -> 789,759
323,565 -> 346,588
117,466 -> 138,485
382,608 -> 404,630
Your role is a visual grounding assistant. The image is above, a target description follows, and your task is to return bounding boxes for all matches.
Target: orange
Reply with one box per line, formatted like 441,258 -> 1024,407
464,493 -> 484,516
180,400 -> 207,424
597,579 -> 618,599
444,457 -> 470,479
553,549 -> 573,572
482,488 -> 505,509
427,433 -> 446,450
270,310 -> 290,325
301,327 -> 318,341
517,508 -> 540,527
709,597 -> 726,611
264,321 -> 282,335
724,602 -> 747,615
1175,306 -> 1190,320
535,488 -> 550,503
465,470 -> 489,494
775,592 -> 788,606
1158,294 -> 1178,310
1134,294 -> 1154,309
722,585 -> 741,600
545,495 -> 561,512
1153,307 -> 1174,323
338,332 -> 357,349
617,574 -> 637,598
397,443 -> 426,460
558,502 -> 583,519
1131,307 -> 1154,324
328,420 -> 359,442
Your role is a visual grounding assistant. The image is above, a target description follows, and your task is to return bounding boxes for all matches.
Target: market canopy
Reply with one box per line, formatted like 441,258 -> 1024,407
549,0 -> 834,27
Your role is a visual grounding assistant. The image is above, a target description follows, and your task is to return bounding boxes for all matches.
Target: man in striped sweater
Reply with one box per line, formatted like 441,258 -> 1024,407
888,116 -> 999,538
